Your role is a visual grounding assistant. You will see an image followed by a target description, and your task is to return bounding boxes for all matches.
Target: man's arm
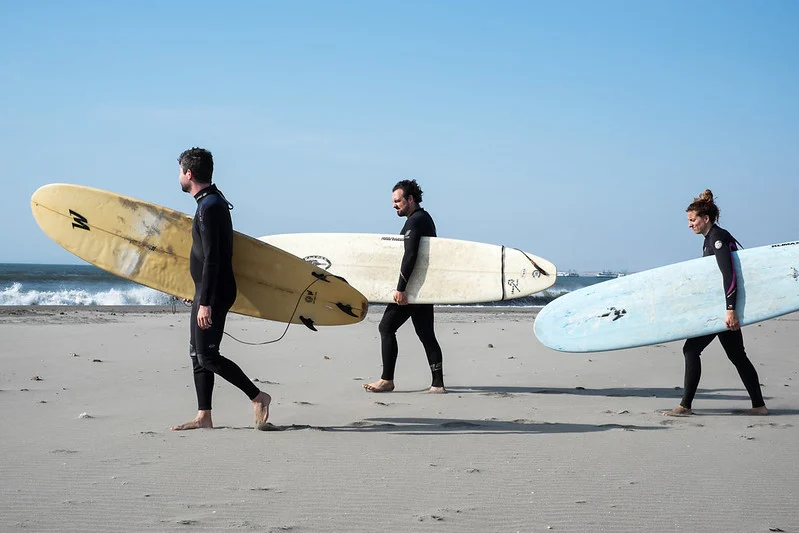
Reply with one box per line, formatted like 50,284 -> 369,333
197,204 -> 222,308
397,227 -> 423,293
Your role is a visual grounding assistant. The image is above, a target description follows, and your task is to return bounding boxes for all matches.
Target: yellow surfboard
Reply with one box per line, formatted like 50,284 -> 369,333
30,184 -> 368,327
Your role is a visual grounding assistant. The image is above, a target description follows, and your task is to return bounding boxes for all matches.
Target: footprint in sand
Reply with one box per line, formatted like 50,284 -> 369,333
660,418 -> 704,427
347,420 -> 396,429
257,423 -> 318,432
481,391 -> 512,398
746,422 -> 793,429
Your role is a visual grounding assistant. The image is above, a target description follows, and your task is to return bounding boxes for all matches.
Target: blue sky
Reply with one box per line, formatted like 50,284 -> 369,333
2,1 -> 797,272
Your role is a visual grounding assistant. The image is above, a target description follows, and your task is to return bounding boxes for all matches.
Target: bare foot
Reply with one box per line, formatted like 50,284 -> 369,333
661,405 -> 693,417
253,392 -> 272,430
363,379 -> 395,392
428,386 -> 447,393
171,410 -> 213,430
738,406 -> 769,416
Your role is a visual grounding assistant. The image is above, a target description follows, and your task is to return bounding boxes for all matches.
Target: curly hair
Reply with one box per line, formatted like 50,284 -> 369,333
392,179 -> 423,204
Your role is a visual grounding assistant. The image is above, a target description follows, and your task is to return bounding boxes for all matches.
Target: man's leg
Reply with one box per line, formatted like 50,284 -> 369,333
410,304 -> 444,391
172,303 -> 214,430
364,304 -> 412,392
172,305 -> 270,430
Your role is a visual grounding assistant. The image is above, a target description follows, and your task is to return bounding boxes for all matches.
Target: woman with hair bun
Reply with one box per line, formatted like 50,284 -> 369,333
663,190 -> 768,416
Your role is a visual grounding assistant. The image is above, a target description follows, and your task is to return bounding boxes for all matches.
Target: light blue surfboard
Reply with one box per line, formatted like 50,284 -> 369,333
534,241 -> 799,352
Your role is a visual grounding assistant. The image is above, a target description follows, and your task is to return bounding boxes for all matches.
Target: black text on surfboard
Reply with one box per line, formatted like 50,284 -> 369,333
69,210 -> 90,231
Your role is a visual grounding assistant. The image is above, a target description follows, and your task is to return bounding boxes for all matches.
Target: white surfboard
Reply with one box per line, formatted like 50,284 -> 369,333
259,233 -> 557,304
534,241 -> 799,352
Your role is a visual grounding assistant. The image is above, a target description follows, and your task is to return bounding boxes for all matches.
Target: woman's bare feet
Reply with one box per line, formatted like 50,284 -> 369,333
363,379 -> 395,392
253,392 -> 272,430
171,410 -> 213,430
661,405 -> 693,417
428,386 -> 447,393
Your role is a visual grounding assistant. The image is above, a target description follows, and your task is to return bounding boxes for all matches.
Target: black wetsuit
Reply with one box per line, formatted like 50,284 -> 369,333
680,224 -> 764,409
379,207 -> 444,388
189,185 -> 259,411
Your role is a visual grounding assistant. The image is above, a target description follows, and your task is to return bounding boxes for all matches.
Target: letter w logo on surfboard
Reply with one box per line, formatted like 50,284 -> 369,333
69,209 -> 90,231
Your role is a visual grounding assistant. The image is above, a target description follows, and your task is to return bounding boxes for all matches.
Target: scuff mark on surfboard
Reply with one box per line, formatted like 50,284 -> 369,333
115,247 -> 145,278
134,210 -> 165,239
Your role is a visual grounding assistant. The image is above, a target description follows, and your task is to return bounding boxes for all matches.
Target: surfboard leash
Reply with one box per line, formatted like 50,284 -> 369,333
515,248 -> 550,277
223,276 -> 324,346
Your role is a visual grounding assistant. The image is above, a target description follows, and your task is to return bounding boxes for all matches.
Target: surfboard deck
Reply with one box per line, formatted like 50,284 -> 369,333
534,241 -> 799,352
258,233 -> 556,304
31,184 -> 368,327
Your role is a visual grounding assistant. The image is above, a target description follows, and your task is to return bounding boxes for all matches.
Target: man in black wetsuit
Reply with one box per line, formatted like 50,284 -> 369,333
363,179 -> 445,393
171,147 -> 272,431
663,189 -> 768,417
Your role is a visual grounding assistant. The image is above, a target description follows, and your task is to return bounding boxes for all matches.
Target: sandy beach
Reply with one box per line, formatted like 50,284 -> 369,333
1,305 -> 797,532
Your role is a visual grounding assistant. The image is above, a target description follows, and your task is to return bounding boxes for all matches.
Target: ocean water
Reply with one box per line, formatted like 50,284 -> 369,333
0,263 -> 611,307
0,264 -> 175,306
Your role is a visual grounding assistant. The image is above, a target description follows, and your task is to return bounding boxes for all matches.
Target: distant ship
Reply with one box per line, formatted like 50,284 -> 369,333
557,270 -> 580,277
596,270 -> 620,279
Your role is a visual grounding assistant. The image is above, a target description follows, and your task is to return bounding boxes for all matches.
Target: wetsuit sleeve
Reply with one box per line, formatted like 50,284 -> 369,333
712,238 -> 738,310
397,222 -> 423,292
197,203 -> 222,307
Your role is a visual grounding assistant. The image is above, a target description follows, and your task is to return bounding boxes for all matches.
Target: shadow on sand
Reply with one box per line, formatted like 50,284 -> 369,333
447,385 -> 764,402
250,417 -> 667,435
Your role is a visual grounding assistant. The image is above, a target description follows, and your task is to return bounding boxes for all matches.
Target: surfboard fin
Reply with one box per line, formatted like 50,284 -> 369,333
336,302 -> 358,317
311,272 -> 331,283
299,316 -> 318,331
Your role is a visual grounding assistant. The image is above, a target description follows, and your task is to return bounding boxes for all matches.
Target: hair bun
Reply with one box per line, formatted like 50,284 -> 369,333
698,189 -> 714,202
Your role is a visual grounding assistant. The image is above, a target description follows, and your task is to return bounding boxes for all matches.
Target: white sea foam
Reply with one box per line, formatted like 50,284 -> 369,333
0,282 -> 174,306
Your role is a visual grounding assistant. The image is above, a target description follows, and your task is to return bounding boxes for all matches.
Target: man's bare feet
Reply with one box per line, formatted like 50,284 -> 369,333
428,386 -> 447,393
363,379 -> 395,392
738,406 -> 769,416
661,405 -> 693,417
253,391 -> 272,430
171,410 -> 213,430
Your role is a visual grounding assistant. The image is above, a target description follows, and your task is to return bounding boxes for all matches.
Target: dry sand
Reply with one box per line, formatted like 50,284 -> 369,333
1,305 -> 797,532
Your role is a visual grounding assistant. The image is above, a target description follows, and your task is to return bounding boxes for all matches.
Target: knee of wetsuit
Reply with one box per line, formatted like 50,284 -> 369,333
725,350 -> 748,365
682,345 -> 699,358
378,319 -> 397,337
190,345 -> 202,371
415,329 -> 438,345
195,349 -> 221,371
